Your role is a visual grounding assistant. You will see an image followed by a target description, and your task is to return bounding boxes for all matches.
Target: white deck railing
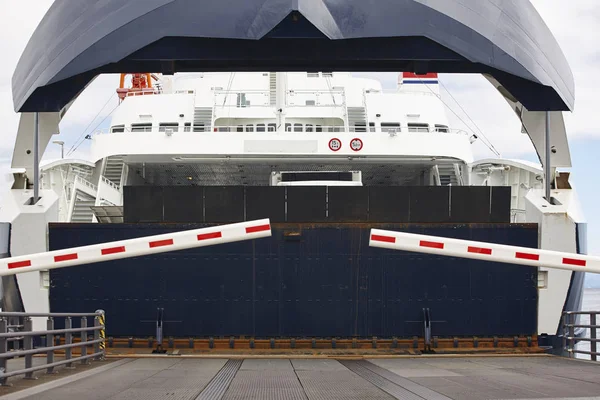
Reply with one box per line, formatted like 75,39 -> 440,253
94,126 -> 468,135
74,176 -> 98,193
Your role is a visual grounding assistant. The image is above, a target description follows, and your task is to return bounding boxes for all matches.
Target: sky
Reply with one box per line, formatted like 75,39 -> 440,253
0,1 -> 599,287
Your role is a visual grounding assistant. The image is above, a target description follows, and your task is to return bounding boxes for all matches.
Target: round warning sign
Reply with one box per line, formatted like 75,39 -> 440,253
328,138 -> 342,152
350,138 -> 363,152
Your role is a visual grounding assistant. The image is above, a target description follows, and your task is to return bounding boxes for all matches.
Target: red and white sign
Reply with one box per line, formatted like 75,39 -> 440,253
0,219 -> 272,277
329,138 -> 342,152
350,138 -> 363,152
369,229 -> 600,274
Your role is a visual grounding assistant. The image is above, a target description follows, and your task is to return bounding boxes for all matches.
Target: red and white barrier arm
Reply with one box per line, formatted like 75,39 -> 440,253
0,219 -> 271,277
369,229 -> 600,274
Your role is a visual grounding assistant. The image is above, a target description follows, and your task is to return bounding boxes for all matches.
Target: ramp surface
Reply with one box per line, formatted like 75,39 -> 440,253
7,356 -> 600,400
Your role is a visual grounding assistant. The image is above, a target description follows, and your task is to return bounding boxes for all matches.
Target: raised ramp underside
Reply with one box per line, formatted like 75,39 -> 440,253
11,357 -> 600,400
49,223 -> 538,338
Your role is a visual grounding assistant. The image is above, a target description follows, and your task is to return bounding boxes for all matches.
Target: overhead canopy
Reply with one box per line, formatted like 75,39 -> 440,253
13,0 -> 574,113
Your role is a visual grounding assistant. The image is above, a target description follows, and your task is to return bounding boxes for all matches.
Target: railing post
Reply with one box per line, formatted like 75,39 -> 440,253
80,317 -> 88,365
561,312 -> 567,356
591,313 -> 597,362
46,317 -> 57,374
0,319 -> 8,386
23,318 -> 36,380
568,313 -> 575,359
94,310 -> 105,360
65,317 -> 74,368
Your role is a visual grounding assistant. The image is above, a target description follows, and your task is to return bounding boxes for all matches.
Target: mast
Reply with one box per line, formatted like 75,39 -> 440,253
275,72 -> 287,131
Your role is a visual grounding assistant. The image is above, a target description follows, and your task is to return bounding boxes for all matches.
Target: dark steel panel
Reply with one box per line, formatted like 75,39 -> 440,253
15,0 -> 574,113
490,187 -> 512,223
450,187 -> 491,223
49,223 -> 538,338
286,187 -> 326,222
410,187 -> 450,223
204,187 -> 245,223
368,187 -> 410,223
282,172 -> 353,182
246,187 -> 285,223
328,187 -> 369,222
163,186 -> 204,223
123,186 -> 163,223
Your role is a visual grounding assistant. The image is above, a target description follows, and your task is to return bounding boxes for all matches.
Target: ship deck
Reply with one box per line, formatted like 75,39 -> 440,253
2,355 -> 599,400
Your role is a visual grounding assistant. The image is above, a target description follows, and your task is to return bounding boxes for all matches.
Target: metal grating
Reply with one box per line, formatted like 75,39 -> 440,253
196,359 -> 242,400
296,369 -> 395,400
221,370 -> 307,400
106,359 -> 226,400
357,360 -> 454,400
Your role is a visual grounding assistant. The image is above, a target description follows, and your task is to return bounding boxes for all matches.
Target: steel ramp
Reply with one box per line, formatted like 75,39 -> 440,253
3,356 -> 600,400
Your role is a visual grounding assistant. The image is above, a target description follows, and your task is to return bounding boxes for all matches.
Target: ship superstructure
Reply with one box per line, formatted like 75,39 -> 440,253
0,70 -> 581,342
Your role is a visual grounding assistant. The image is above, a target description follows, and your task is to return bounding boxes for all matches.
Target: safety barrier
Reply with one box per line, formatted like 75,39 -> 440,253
369,229 -> 600,274
562,311 -> 599,361
0,310 -> 105,385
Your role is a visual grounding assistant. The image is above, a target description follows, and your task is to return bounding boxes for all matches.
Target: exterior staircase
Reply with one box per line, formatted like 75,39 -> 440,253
70,194 -> 96,223
103,156 -> 124,187
193,107 -> 212,132
437,164 -> 462,186
67,176 -> 98,222
347,107 -> 367,132
269,72 -> 277,106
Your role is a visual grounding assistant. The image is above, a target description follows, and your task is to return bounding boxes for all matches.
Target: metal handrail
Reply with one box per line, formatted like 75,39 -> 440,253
562,311 -> 599,361
101,175 -> 121,192
74,175 -> 98,192
0,325 -> 100,339
0,311 -> 106,385
0,312 -> 102,318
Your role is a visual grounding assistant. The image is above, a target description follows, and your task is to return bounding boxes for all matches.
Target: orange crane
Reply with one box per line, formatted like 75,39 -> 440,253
116,73 -> 159,102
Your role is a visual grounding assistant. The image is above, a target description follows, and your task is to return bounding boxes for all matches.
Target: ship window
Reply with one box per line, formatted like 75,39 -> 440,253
159,123 -> 179,133
246,125 -> 255,132
306,124 -> 314,132
316,125 -> 323,132
408,123 -> 430,133
285,123 -> 291,132
307,72 -> 319,78
111,125 -> 125,133
354,123 -> 366,133
322,72 -> 333,78
216,127 -> 231,132
268,123 -> 276,132
132,123 -> 152,132
381,123 -> 401,133
257,124 -> 266,132
305,100 -> 316,106
193,123 -> 205,132
294,124 -> 303,132
369,122 -> 375,132
435,124 -> 450,133
237,125 -> 244,132
236,93 -> 250,108
184,123 -> 191,132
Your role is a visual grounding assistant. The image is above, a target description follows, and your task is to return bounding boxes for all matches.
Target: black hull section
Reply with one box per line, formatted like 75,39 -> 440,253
49,223 -> 538,339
